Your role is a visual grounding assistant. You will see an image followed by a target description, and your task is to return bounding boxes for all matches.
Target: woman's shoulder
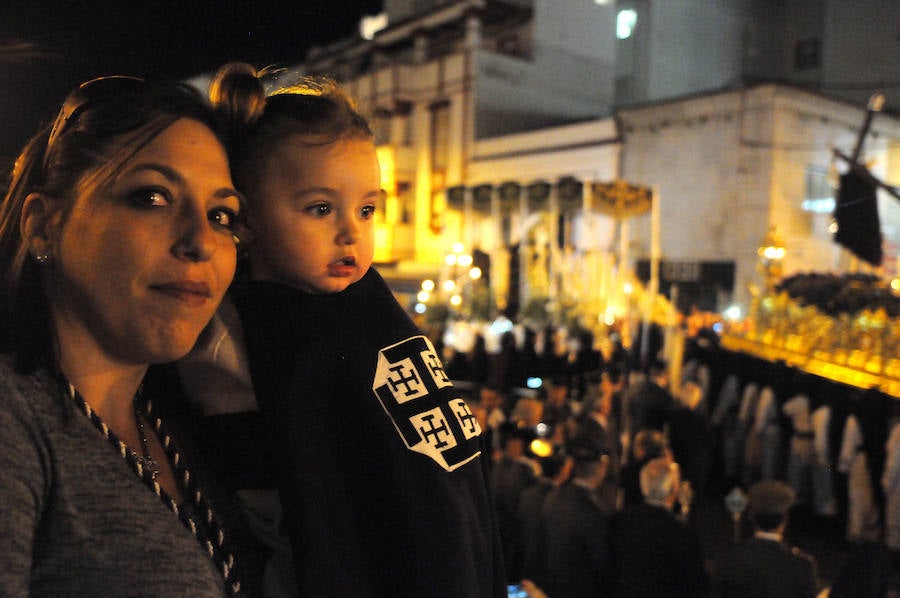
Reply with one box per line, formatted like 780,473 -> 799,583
0,360 -> 65,483
0,355 -> 33,396
0,358 -> 61,420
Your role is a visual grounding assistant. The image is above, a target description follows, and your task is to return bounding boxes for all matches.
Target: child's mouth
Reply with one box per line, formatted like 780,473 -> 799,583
328,256 -> 358,277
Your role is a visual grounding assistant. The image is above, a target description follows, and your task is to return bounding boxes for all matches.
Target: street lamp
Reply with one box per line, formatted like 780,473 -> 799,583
757,227 -> 785,291
417,244 -> 483,318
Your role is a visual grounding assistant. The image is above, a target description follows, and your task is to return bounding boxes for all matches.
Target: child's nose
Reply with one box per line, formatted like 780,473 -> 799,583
337,217 -> 361,244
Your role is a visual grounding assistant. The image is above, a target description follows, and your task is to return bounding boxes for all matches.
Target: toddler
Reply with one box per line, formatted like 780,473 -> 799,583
179,63 -> 506,597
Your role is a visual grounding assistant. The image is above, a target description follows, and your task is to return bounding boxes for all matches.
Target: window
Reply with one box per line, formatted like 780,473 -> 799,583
372,108 -> 392,146
794,39 -> 820,71
429,100 -> 451,199
617,9 -> 637,40
429,101 -> 451,233
801,166 -> 834,214
393,100 -> 413,146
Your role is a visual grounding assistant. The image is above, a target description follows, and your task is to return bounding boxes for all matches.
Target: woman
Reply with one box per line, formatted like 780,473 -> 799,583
0,76 -> 247,595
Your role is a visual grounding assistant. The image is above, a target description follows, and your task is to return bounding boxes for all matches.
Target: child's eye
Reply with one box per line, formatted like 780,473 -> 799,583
360,205 -> 376,219
304,202 -> 332,217
127,188 -> 170,208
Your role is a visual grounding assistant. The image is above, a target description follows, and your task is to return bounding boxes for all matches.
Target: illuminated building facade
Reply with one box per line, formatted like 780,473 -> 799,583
278,0 -> 900,325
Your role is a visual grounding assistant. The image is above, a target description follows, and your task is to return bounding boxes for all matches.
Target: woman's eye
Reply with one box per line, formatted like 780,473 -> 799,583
209,207 -> 238,230
360,205 -> 376,219
128,188 -> 170,208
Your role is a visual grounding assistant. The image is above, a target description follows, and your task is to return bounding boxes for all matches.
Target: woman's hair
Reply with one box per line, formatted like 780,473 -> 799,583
0,78 -> 226,372
208,62 -> 373,201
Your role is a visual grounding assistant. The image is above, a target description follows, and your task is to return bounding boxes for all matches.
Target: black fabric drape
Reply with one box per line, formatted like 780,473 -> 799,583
834,171 -> 882,266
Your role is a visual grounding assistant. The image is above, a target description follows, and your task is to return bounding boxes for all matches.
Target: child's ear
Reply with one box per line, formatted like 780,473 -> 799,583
20,192 -> 60,259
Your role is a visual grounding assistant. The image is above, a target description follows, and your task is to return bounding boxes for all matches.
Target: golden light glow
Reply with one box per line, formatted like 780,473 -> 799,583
450,294 -> 462,306
445,254 -> 458,266
458,254 -> 473,267
375,145 -> 395,194
373,145 -> 397,263
417,290 -> 431,302
452,242 -> 464,254
469,267 -> 482,280
373,226 -> 391,263
758,227 -> 786,261
530,438 -> 553,458
443,280 -> 456,292
422,279 -> 435,292
760,246 -> 786,260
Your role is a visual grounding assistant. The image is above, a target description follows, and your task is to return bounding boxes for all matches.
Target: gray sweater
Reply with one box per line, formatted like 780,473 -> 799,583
0,358 -> 227,597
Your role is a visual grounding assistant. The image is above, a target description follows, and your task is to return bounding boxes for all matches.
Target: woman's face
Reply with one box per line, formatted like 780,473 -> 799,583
247,135 -> 379,294
46,118 -> 240,366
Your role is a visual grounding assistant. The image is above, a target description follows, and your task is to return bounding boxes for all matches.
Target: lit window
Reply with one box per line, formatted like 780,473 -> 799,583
617,9 -> 637,39
801,166 -> 835,213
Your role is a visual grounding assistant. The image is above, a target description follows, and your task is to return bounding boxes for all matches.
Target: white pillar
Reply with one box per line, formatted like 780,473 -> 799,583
549,183 -> 560,306
650,185 -> 661,303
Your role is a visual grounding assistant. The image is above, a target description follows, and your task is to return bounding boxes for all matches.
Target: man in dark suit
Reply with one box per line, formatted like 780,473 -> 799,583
576,389 -> 620,511
612,457 -> 708,597
515,453 -> 570,590
625,360 -> 673,445
618,429 -> 668,509
540,436 -> 613,598
490,422 -> 538,583
668,380 -> 712,498
712,480 -> 819,598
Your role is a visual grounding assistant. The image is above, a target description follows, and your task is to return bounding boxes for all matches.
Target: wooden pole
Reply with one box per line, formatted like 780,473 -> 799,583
851,93 -> 884,163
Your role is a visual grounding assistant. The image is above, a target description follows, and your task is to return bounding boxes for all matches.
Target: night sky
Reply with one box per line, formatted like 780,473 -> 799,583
0,0 -> 383,167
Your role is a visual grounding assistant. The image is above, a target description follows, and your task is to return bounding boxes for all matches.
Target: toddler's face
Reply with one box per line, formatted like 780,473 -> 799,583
249,135 -> 379,293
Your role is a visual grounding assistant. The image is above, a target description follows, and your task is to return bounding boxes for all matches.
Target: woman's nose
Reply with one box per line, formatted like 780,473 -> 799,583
173,207 -> 216,261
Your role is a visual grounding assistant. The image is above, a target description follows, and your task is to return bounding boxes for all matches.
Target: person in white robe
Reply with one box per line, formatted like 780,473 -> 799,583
783,393 -> 814,504
881,417 -> 900,551
739,382 -> 761,487
811,405 -> 837,517
755,386 -> 783,482
711,374 -> 741,481
838,414 -> 880,542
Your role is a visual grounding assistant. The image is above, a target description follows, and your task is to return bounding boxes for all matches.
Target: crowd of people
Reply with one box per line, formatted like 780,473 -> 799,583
433,320 -> 900,597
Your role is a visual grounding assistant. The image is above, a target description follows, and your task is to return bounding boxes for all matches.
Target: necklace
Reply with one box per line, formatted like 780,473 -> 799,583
132,396 -> 160,481
60,375 -> 242,595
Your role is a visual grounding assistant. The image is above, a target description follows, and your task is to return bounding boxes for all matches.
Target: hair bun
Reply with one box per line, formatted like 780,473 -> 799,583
208,62 -> 267,136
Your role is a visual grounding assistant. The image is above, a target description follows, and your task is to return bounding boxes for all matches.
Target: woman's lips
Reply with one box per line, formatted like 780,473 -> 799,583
151,281 -> 212,306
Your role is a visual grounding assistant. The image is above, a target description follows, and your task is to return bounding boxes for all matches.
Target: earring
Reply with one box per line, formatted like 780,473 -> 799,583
34,252 -> 50,265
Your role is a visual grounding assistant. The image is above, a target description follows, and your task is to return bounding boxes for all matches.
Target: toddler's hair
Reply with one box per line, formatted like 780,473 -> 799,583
208,62 -> 373,196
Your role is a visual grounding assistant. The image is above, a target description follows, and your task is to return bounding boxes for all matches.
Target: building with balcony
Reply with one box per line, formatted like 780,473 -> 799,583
277,0 -> 900,326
